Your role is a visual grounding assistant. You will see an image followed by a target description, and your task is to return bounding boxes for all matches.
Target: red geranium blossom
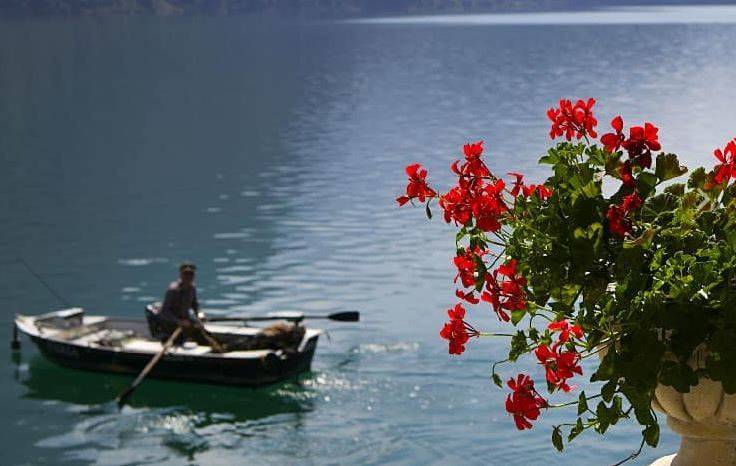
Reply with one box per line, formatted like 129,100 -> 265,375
621,192 -> 643,211
452,140 -> 491,178
534,344 -> 583,393
547,319 -> 583,343
439,303 -> 479,355
606,205 -> 630,238
547,98 -> 598,141
619,160 -> 635,187
482,259 -> 527,322
505,374 -> 548,430
440,182 -> 473,226
624,123 -> 661,156
453,247 -> 488,304
508,172 -> 525,197
397,163 -> 437,206
606,193 -> 642,238
471,179 -> 508,232
713,137 -> 736,184
601,116 -> 625,153
601,118 -> 661,169
522,184 -> 553,200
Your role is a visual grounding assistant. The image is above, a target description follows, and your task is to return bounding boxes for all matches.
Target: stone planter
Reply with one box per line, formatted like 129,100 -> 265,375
648,346 -> 736,466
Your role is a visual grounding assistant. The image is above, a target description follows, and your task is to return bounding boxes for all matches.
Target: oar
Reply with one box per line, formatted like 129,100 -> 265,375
204,311 -> 360,324
193,323 -> 226,353
116,326 -> 182,408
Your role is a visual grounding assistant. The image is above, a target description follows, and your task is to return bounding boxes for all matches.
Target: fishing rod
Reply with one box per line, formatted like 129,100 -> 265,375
12,257 -> 74,350
17,256 -> 72,308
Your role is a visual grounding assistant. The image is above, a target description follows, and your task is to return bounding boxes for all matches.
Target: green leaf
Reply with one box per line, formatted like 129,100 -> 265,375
510,308 -> 526,325
552,426 -> 564,452
655,153 -> 688,182
604,151 -> 623,178
688,167 -> 708,190
664,183 -> 685,197
491,372 -> 502,388
643,423 -> 660,447
596,401 -> 611,433
455,226 -> 468,243
508,331 -> 528,361
601,380 -> 617,402
425,202 -> 433,220
659,361 -> 699,393
568,418 -> 584,441
577,391 -> 589,415
636,172 -> 659,198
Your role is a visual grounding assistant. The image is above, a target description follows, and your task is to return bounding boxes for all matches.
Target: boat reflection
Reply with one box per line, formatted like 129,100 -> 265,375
17,354 -> 315,423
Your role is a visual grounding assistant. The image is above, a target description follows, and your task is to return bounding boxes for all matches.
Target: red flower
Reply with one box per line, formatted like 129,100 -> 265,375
508,172 -> 525,197
606,205 -> 630,238
536,185 -> 553,200
439,303 -> 478,355
440,183 -> 473,226
521,184 -> 553,200
452,248 -> 488,288
601,118 -> 661,169
464,140 -> 484,159
452,140 -> 491,178
471,179 -> 508,232
548,319 -> 583,343
482,259 -> 527,322
623,122 -> 661,169
713,137 -> 736,184
621,192 -> 642,212
606,193 -> 642,238
534,344 -> 583,393
601,116 -> 625,153
505,374 -> 547,430
624,122 -> 661,155
547,98 -> 598,141
619,160 -> 635,188
397,163 -> 437,206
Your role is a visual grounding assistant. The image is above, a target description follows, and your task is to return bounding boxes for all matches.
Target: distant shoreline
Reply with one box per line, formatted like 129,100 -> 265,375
1,0 -> 733,19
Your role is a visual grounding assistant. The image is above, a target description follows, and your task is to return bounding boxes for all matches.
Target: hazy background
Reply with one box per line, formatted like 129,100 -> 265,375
2,3 -> 736,466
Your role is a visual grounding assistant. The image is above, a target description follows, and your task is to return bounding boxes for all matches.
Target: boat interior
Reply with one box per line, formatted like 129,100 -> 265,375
16,308 -> 318,358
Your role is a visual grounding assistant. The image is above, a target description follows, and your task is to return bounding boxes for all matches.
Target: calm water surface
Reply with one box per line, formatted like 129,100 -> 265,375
2,6 -> 736,465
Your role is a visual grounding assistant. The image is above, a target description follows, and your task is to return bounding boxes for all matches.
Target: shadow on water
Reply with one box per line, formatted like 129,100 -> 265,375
15,353 -> 314,423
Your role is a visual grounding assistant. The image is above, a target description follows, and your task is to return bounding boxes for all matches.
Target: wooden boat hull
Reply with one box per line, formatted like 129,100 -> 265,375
15,309 -> 320,387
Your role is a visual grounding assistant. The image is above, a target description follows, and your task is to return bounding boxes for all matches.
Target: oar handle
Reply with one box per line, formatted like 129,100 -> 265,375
204,311 -> 360,324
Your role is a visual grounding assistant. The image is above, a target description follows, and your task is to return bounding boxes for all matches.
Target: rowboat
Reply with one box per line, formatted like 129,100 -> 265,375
13,307 -> 321,387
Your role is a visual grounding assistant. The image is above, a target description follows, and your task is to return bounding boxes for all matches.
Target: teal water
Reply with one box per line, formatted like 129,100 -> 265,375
2,7 -> 736,465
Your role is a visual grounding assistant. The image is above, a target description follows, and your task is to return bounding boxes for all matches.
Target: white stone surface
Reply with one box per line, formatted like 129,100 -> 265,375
649,346 -> 736,465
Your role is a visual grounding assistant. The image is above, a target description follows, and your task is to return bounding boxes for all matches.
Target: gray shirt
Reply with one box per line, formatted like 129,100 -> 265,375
160,280 -> 199,324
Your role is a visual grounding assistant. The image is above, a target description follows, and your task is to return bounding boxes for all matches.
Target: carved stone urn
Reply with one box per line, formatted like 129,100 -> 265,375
649,347 -> 736,466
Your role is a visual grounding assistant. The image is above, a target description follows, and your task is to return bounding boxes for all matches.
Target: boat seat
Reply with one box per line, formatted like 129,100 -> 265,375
203,324 -> 262,336
73,329 -> 114,345
123,338 -> 212,355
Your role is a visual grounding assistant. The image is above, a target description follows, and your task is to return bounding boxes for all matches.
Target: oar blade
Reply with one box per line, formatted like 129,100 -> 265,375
116,387 -> 134,409
328,311 -> 360,322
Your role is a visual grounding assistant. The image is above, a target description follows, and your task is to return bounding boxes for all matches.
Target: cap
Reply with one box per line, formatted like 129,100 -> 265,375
179,262 -> 197,273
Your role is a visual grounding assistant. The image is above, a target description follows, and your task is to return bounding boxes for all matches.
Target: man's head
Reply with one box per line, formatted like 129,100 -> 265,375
179,262 -> 196,286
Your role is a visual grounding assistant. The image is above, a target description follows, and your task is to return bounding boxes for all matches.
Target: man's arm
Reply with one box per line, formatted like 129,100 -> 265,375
192,287 -> 200,312
160,288 -> 182,325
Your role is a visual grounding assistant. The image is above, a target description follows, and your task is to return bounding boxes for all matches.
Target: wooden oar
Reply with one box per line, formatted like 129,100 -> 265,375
193,323 -> 226,353
204,311 -> 360,324
116,326 -> 182,408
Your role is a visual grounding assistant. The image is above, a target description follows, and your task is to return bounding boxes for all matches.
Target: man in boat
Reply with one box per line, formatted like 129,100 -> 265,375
159,262 -> 225,352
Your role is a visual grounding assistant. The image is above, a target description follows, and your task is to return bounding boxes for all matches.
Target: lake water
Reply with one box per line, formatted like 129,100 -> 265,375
2,6 -> 736,465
